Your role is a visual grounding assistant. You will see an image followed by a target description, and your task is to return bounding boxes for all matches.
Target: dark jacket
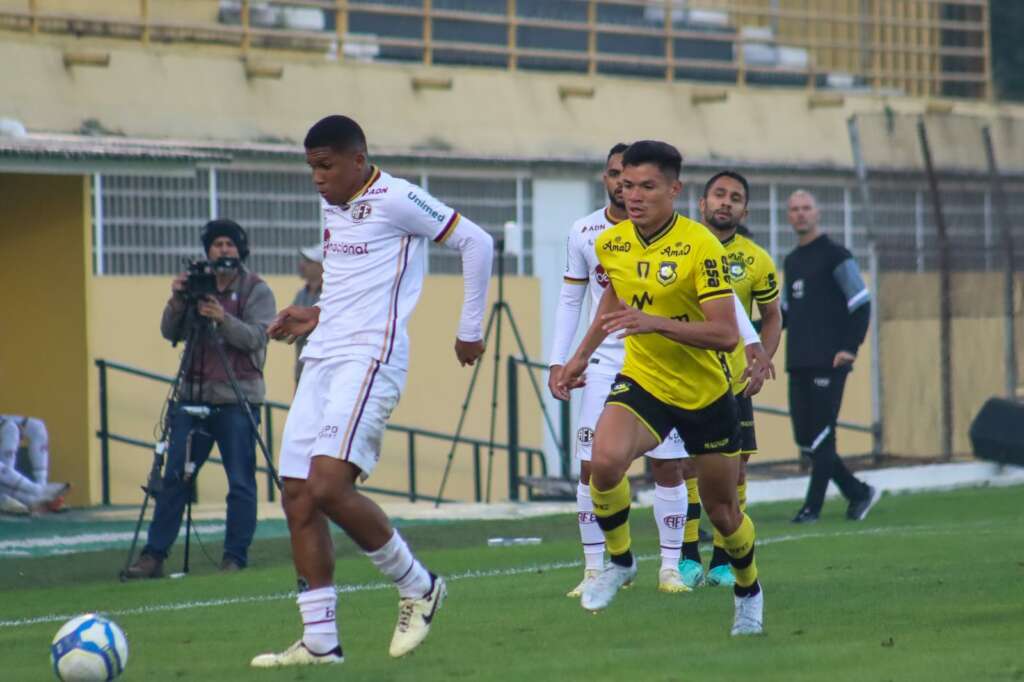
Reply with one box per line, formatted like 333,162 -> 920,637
783,234 -> 871,372
161,267 -> 276,404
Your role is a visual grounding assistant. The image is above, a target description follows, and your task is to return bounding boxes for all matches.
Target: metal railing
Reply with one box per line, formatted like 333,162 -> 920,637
507,350 -> 880,476
95,358 -> 546,506
0,0 -> 990,99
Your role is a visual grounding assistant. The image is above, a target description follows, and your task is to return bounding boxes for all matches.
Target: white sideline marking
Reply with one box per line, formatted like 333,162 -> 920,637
0,522 -> 993,631
0,525 -> 226,553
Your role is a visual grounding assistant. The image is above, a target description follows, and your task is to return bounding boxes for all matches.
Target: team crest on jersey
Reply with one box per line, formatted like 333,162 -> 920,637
351,201 -> 373,222
595,264 -> 610,288
577,427 -> 594,445
729,260 -> 747,282
656,261 -> 678,286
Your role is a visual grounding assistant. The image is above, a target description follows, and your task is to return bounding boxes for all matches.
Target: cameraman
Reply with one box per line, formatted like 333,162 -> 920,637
126,219 -> 276,578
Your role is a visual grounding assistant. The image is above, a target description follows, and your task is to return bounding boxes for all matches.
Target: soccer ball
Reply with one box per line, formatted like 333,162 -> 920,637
50,613 -> 129,681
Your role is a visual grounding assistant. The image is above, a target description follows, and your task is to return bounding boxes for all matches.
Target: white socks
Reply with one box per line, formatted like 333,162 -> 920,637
298,586 -> 338,654
577,481 -> 605,571
0,462 -> 43,505
365,531 -> 432,599
653,483 -> 686,571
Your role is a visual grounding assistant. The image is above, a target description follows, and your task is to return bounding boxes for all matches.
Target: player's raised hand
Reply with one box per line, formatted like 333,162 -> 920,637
601,299 -> 662,338
268,305 -> 320,344
455,338 -> 485,366
547,364 -> 564,400
554,356 -> 587,401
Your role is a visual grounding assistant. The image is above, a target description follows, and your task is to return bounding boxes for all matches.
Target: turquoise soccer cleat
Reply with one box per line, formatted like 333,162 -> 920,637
677,559 -> 704,588
705,564 -> 736,587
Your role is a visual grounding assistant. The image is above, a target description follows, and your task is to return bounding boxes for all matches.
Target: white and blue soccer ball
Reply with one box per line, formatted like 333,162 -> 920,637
50,614 -> 129,681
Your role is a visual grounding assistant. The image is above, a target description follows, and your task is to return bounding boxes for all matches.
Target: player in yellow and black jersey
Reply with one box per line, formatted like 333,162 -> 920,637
678,171 -> 784,589
556,141 -> 767,636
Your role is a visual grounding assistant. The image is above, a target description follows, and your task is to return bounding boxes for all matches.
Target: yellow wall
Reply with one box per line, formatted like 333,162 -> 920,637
89,274 -> 542,507
878,271 -> 1024,456
0,173 -> 93,506
1,32 -> 1022,172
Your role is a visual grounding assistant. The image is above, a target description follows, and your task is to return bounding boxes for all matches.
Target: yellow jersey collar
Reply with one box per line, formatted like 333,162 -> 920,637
634,213 -> 677,248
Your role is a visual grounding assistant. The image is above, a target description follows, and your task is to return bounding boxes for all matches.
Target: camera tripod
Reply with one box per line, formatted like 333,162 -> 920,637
433,237 -> 566,506
118,300 -> 282,580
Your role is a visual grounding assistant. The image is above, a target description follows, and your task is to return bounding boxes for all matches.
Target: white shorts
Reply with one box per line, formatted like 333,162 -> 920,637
278,355 -> 405,481
575,369 -> 688,462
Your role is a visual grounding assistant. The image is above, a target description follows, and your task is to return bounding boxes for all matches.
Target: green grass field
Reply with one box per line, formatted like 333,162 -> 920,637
2,484 -> 1023,682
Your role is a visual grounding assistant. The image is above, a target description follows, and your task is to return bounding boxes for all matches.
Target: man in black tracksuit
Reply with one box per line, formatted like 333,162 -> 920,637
784,191 -> 881,523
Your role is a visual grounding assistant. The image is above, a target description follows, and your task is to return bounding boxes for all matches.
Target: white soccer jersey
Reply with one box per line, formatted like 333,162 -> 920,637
551,207 -> 624,370
301,166 -> 477,370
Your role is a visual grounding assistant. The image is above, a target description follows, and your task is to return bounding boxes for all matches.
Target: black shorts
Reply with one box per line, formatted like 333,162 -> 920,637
605,374 -> 741,456
735,393 -> 757,455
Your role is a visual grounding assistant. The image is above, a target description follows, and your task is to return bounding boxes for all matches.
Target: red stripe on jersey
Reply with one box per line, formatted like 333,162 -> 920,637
433,212 -> 461,244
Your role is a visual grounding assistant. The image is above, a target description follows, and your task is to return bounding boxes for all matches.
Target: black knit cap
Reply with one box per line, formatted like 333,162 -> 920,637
201,218 -> 249,261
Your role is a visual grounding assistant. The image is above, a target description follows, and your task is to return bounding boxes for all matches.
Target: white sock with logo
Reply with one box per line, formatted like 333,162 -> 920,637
365,531 -> 432,599
654,483 -> 686,571
297,586 -> 338,654
577,481 -> 605,571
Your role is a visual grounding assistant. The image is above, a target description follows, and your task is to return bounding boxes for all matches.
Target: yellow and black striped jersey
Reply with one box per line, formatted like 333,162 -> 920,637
721,232 -> 780,392
595,213 -> 734,411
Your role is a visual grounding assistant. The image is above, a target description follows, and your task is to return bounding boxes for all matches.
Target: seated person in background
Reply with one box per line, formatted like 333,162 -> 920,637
0,415 -> 68,515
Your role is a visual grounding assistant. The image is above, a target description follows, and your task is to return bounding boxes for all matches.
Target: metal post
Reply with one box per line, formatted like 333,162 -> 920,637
768,182 -> 779,265
263,403 -> 275,502
917,117 -> 954,459
847,116 -> 877,242
240,0 -> 251,53
335,0 -> 348,62
515,175 -> 525,275
140,0 -> 150,45
423,0 -> 432,66
586,0 -> 597,76
983,190 -> 993,272
97,360 -> 111,506
507,0 -> 517,71
93,174 -> 105,275
506,355 -> 520,502
915,189 -> 925,273
407,431 -> 417,502
473,443 -> 482,502
208,167 -> 218,219
982,125 -> 1019,401
843,187 -> 853,249
868,242 -> 883,460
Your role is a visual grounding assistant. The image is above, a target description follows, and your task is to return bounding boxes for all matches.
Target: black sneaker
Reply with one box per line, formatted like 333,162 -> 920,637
791,507 -> 819,524
847,485 -> 881,521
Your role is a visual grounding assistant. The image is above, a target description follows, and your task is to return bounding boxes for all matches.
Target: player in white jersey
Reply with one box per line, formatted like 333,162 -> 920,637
547,145 -> 767,599
0,415 -> 67,515
252,116 -> 493,668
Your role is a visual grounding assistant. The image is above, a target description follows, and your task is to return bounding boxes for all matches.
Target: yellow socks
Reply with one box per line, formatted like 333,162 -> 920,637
590,477 -> 632,560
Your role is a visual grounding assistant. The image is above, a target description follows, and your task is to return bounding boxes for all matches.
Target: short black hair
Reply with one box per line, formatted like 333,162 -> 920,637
304,115 -> 367,152
607,142 -> 629,161
621,140 -> 682,180
703,170 -> 750,205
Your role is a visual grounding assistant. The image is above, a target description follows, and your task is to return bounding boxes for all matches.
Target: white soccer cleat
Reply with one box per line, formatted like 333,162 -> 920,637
389,573 -> 446,658
731,587 -> 765,636
0,493 -> 30,516
657,567 -> 693,594
567,569 -> 600,598
250,640 -> 344,668
580,560 -> 637,611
